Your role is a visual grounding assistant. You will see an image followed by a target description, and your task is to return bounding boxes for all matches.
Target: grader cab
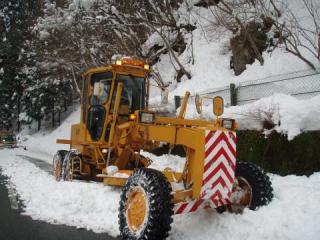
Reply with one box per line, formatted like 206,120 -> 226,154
54,58 -> 273,240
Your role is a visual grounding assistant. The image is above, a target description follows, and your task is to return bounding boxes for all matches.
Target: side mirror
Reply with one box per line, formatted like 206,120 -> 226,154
213,96 -> 224,117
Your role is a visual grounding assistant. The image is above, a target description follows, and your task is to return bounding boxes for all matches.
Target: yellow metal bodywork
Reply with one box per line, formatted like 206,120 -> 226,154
56,60 -> 236,203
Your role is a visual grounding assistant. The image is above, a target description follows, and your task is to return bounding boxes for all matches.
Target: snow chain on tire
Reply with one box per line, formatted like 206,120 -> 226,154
119,168 -> 174,240
62,150 -> 81,181
53,150 -> 68,181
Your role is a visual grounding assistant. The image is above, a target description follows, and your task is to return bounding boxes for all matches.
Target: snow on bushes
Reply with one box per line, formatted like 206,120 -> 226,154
184,94 -> 320,140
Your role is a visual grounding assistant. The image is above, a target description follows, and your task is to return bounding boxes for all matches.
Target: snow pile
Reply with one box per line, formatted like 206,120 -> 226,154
184,94 -> 320,140
142,151 -> 186,172
0,149 -> 320,240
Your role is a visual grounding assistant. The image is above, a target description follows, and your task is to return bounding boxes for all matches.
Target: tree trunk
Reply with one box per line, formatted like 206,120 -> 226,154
17,96 -> 21,132
58,111 -> 61,126
71,64 -> 81,96
318,33 -> 320,59
38,119 -> 41,131
52,109 -> 55,128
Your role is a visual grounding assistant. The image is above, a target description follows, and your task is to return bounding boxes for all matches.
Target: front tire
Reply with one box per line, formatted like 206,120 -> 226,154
119,168 -> 173,240
228,161 -> 273,213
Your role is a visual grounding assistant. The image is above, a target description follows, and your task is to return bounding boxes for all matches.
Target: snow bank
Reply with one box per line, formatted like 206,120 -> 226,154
0,149 -> 320,240
185,94 -> 320,140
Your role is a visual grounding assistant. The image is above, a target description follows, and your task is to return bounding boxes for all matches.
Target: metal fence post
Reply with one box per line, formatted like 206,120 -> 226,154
174,95 -> 181,110
230,83 -> 237,106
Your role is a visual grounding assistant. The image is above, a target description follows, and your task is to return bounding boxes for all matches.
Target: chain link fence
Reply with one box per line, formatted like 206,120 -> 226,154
236,69 -> 320,105
176,69 -> 320,108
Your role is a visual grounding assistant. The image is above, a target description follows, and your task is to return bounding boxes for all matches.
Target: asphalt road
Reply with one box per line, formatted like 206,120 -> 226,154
0,172 -> 119,240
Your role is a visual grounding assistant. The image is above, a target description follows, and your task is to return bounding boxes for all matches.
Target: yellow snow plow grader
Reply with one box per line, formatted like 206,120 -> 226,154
54,58 -> 273,240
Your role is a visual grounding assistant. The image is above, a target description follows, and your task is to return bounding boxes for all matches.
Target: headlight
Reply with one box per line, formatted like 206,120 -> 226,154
140,112 -> 155,124
222,119 -> 234,129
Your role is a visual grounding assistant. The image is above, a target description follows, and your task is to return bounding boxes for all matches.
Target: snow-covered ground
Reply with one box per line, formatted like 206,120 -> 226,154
0,147 -> 320,240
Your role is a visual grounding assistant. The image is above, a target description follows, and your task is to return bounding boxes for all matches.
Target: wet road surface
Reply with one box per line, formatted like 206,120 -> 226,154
0,169 -> 119,240
16,155 -> 53,174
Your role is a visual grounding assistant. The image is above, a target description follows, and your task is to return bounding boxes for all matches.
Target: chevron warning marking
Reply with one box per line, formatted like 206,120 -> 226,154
174,130 -> 236,215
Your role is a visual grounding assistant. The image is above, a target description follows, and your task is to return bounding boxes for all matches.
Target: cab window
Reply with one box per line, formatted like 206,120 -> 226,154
112,74 -> 145,112
90,72 -> 113,105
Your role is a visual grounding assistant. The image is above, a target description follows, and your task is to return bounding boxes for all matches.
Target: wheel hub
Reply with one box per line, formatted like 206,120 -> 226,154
126,186 -> 148,233
228,177 -> 252,213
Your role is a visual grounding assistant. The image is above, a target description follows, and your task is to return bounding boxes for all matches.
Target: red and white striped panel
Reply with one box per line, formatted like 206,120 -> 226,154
174,130 -> 237,215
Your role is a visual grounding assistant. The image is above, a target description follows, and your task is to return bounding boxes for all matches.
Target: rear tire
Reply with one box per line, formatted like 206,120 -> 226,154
53,150 -> 67,181
119,168 -> 173,240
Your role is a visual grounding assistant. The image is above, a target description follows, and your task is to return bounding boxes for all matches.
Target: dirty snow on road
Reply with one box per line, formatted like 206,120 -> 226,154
0,149 -> 121,236
1,148 -> 320,240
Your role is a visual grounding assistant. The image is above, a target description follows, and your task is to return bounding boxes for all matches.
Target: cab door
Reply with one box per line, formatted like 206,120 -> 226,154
86,72 -> 113,142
